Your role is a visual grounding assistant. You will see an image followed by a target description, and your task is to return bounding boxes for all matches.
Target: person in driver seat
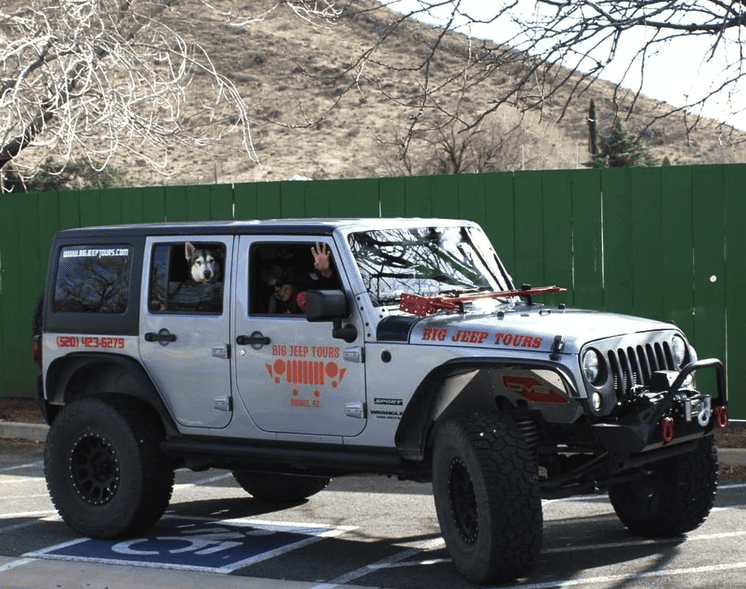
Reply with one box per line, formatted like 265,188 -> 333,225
261,243 -> 334,314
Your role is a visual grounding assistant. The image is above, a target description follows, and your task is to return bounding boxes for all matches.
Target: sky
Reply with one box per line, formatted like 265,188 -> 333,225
387,1 -> 745,131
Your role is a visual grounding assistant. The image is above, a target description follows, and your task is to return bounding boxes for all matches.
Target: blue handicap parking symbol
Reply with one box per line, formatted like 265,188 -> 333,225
25,517 -> 351,573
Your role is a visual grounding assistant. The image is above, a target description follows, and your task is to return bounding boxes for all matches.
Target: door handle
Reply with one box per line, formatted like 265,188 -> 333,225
236,331 -> 271,348
144,329 -> 177,345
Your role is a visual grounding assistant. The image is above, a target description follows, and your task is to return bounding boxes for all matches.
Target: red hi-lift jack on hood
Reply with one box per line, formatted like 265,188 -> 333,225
399,285 -> 567,317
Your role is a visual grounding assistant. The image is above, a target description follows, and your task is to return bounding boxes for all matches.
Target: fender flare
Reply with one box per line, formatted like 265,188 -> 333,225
44,352 -> 179,437
394,357 -> 579,461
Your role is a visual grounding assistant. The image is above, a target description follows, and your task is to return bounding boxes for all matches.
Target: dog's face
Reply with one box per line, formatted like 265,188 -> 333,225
185,242 -> 221,284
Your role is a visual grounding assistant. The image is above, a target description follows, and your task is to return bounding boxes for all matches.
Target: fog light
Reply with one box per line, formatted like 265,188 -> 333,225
590,391 -> 603,412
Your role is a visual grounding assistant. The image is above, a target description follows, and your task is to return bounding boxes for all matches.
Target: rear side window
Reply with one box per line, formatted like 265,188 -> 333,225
53,246 -> 132,313
148,242 -> 225,314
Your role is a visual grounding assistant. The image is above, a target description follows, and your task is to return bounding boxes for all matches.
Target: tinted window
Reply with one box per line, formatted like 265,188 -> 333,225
53,246 -> 132,313
148,242 -> 224,314
250,242 -> 340,314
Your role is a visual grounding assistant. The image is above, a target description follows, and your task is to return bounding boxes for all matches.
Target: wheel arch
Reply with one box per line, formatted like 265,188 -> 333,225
44,353 -> 179,437
394,357 -> 579,461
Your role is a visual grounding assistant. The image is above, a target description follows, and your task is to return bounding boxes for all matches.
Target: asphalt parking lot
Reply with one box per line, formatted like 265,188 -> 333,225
2,439 -> 745,589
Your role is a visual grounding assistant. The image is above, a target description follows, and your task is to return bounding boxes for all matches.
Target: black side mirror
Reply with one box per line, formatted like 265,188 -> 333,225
305,290 -> 348,321
305,290 -> 357,343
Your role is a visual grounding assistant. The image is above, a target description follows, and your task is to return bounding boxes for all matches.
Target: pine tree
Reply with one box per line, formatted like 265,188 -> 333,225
593,118 -> 658,168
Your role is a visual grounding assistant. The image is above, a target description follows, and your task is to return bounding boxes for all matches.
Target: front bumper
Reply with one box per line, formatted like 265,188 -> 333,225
591,358 -> 727,455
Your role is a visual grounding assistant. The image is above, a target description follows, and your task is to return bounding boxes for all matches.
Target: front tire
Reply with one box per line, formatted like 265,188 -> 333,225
232,471 -> 330,502
432,413 -> 542,584
44,396 -> 174,538
609,436 -> 717,537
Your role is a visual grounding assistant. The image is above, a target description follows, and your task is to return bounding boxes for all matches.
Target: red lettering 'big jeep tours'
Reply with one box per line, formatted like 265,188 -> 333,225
33,218 -> 728,584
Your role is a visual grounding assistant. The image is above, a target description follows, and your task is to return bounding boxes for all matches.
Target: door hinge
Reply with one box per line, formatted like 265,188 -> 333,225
213,396 -> 232,412
212,344 -> 230,359
343,346 -> 365,363
345,402 -> 366,419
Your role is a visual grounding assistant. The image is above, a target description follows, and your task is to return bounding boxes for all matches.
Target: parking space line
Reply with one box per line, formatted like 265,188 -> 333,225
0,462 -> 43,474
542,482 -> 746,507
0,511 -> 57,520
368,556 -> 452,570
543,530 -> 746,554
495,561 -> 746,589
719,482 -> 746,490
173,472 -> 233,490
0,511 -> 58,534
309,538 -> 444,589
0,476 -> 46,484
0,558 -> 36,572
0,520 -> 51,534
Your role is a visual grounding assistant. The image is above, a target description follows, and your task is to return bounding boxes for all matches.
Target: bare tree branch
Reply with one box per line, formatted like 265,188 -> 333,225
0,0 -> 333,181
327,0 -> 746,160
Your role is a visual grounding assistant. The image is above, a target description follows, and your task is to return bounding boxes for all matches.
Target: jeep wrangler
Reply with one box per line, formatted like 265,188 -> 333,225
34,218 -> 728,584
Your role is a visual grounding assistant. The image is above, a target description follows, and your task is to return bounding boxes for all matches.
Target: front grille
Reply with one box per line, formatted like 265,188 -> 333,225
607,342 -> 675,399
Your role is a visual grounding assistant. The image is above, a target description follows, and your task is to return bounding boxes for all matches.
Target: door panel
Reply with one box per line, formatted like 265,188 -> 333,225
139,236 -> 233,428
233,236 -> 366,437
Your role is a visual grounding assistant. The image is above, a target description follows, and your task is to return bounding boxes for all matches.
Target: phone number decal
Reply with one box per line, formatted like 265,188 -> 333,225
56,336 -> 125,349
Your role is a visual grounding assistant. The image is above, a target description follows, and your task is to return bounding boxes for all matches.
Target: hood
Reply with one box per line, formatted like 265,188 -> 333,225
378,304 -> 678,355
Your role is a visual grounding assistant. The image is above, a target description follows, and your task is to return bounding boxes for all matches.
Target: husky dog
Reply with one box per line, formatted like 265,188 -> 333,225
185,242 -> 221,284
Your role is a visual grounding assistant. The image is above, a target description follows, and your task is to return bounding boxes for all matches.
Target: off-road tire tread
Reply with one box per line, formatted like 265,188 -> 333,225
432,412 -> 542,584
609,436 -> 717,537
45,395 -> 174,538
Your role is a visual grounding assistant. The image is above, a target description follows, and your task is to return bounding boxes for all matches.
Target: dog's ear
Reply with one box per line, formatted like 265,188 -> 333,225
185,242 -> 195,260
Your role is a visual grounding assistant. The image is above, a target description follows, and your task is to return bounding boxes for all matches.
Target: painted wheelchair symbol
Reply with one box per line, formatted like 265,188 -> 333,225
26,518 -> 353,574
112,525 -> 275,556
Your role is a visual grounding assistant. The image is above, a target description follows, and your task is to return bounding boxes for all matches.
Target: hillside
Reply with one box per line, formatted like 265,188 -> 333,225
22,0 -> 746,187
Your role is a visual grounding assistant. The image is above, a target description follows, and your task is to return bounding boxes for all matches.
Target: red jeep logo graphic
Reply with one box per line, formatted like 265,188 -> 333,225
502,375 -> 567,404
266,359 -> 346,388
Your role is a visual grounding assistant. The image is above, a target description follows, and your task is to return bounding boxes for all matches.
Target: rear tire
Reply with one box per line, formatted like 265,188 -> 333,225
45,396 -> 174,538
232,471 -> 330,502
609,436 -> 717,537
432,412 -> 542,584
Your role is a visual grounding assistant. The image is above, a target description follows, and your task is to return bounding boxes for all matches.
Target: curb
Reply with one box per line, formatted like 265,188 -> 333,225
719,448 -> 746,467
0,421 -> 48,443
2,421 -> 745,466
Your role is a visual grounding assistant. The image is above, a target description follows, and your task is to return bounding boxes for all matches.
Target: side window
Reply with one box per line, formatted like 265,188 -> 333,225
149,242 -> 225,314
250,242 -> 340,314
53,246 -> 132,313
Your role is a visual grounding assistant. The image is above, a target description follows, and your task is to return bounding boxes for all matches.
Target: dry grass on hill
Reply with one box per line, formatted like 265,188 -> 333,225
14,0 -> 746,186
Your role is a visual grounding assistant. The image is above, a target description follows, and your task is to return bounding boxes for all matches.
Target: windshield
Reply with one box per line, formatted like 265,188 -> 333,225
348,225 -> 512,307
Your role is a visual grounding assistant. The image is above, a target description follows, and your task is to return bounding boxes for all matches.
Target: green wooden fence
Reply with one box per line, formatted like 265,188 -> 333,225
1,165 -> 743,419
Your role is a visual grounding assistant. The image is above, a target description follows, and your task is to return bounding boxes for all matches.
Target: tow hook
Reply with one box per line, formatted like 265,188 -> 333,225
715,405 -> 729,428
697,396 -> 712,427
660,417 -> 675,443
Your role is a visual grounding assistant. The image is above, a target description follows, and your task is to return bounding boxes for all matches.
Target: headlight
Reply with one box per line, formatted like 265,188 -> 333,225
582,349 -> 604,385
671,334 -> 687,367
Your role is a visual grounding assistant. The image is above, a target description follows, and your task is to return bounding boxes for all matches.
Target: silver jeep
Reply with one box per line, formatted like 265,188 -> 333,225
35,218 -> 728,584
